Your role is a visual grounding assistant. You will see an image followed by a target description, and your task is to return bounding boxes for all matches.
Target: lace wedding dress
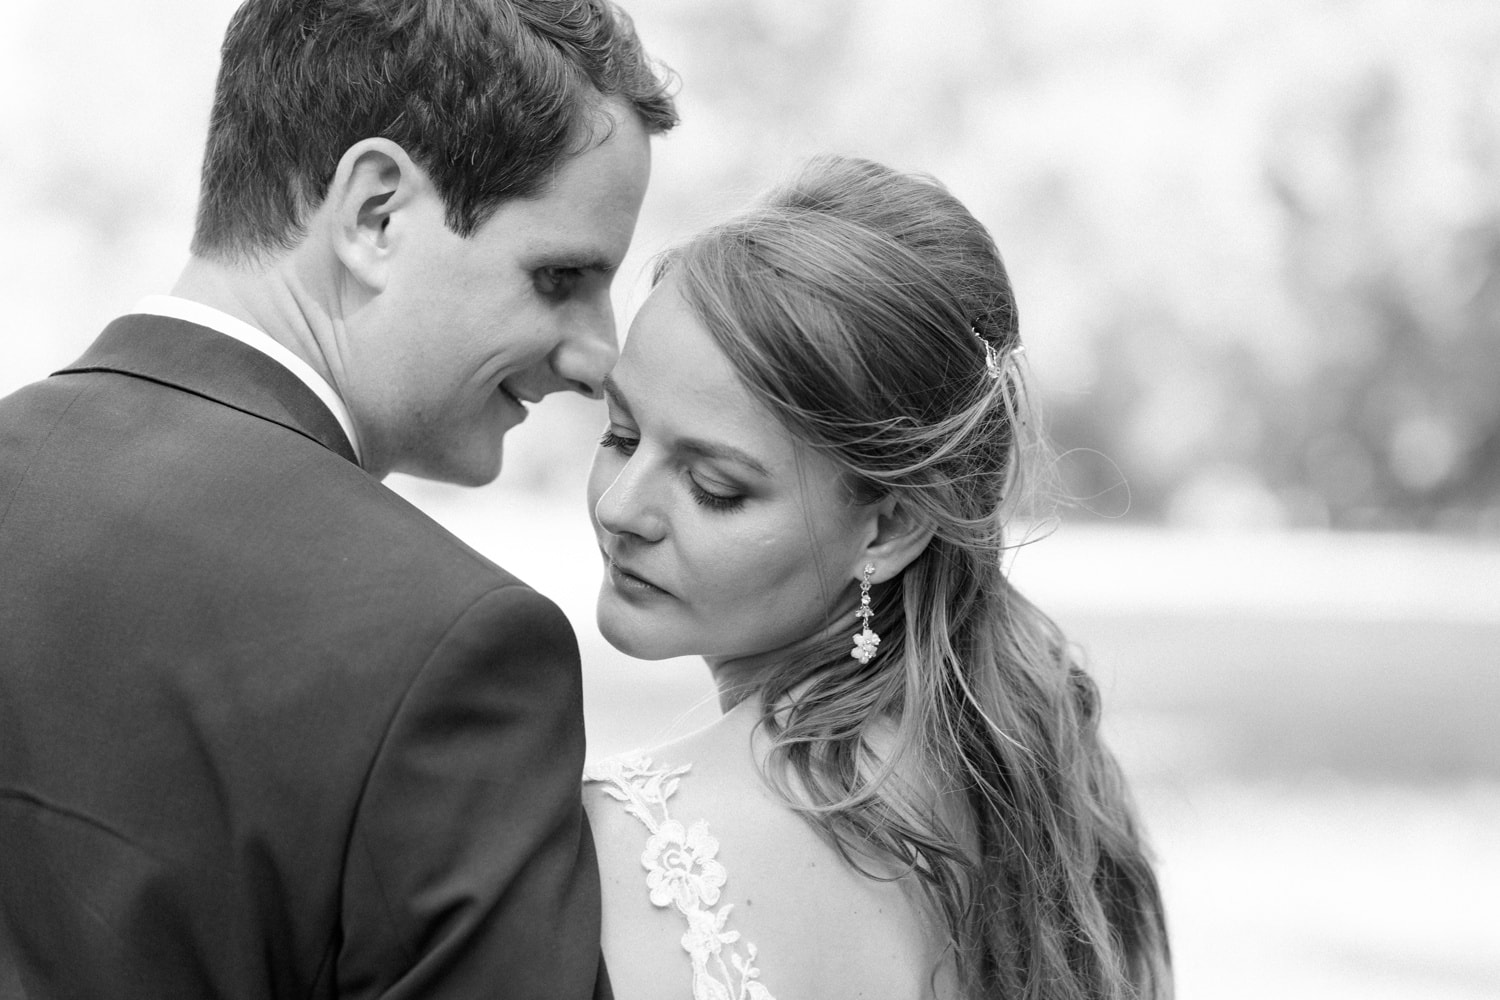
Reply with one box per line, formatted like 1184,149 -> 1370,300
584,756 -> 777,1000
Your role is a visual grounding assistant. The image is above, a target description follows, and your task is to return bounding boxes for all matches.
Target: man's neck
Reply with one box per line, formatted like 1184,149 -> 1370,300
172,254 -> 335,389
167,254 -> 368,467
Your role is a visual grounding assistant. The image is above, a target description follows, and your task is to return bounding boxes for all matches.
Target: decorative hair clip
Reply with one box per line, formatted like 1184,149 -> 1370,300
983,341 -> 1004,380
973,327 -> 1022,381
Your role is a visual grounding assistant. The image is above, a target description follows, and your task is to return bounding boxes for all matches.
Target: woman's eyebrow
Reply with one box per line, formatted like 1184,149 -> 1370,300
601,374 -> 634,416
678,439 -> 771,478
603,374 -> 772,477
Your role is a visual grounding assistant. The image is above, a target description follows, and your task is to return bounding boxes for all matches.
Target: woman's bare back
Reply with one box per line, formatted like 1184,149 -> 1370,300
584,701 -> 958,1000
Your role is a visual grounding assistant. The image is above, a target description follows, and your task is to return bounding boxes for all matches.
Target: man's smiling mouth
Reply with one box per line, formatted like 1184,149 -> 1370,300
497,381 -> 538,408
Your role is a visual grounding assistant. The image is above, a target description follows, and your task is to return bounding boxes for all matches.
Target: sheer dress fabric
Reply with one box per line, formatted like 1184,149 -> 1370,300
585,756 -> 776,1000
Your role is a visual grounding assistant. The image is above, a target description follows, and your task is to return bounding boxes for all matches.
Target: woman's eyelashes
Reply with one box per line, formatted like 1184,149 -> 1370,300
597,428 -> 747,513
687,476 -> 745,512
598,428 -> 638,456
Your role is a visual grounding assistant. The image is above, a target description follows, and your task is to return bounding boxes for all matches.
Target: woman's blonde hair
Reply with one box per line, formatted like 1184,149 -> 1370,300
656,155 -> 1171,1000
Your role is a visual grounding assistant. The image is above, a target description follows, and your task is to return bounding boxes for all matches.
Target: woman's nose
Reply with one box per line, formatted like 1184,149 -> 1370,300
591,453 -> 665,543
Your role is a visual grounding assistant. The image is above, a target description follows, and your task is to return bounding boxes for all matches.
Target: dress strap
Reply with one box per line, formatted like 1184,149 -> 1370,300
585,755 -> 776,1000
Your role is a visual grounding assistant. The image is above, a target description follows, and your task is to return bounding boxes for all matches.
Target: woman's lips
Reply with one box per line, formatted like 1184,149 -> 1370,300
603,554 -> 672,597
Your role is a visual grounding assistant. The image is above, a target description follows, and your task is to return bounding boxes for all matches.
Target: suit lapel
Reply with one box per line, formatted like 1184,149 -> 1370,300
55,314 -> 361,466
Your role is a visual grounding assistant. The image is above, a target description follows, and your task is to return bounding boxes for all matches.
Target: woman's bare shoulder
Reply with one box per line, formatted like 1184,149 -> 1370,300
584,706 -> 957,1000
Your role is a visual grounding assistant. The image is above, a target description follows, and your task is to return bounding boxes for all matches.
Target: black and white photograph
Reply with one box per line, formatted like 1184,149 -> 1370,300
2,1 -> 1496,998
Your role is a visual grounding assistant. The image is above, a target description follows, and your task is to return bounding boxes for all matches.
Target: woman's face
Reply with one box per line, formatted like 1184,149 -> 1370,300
587,274 -> 877,668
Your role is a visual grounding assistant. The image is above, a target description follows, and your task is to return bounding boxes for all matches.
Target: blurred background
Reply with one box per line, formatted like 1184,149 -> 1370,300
3,0 -> 1497,995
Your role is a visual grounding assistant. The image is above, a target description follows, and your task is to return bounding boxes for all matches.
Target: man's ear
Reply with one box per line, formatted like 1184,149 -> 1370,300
857,495 -> 935,585
323,138 -> 426,293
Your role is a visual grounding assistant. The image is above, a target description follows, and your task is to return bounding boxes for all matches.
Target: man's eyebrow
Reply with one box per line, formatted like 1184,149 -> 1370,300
601,375 -> 772,478
536,249 -> 619,273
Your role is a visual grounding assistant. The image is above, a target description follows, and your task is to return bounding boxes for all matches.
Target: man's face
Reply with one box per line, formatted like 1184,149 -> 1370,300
348,102 -> 652,484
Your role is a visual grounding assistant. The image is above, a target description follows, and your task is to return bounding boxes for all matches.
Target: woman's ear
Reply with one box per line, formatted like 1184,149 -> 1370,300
322,138 -> 426,293
857,495 -> 935,585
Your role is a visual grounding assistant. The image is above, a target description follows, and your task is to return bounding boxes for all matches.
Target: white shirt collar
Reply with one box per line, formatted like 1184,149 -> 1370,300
132,294 -> 362,464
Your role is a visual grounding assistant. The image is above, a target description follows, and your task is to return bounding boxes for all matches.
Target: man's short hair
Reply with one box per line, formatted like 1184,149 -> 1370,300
191,0 -> 678,262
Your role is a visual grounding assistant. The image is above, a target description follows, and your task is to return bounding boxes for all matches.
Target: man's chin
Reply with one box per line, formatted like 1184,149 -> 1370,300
395,447 -> 504,488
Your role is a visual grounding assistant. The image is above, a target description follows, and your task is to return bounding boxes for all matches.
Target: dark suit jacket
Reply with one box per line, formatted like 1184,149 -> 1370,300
0,315 -> 607,999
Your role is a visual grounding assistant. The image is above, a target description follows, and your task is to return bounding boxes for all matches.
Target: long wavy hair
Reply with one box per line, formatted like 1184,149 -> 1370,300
655,155 -> 1171,1000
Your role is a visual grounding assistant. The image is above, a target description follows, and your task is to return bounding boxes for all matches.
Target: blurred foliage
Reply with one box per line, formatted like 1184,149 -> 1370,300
627,0 -> 1500,533
3,0 -> 1497,532
1051,12 -> 1500,532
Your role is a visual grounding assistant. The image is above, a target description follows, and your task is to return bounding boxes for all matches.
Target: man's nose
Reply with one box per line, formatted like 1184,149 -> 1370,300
554,306 -> 619,400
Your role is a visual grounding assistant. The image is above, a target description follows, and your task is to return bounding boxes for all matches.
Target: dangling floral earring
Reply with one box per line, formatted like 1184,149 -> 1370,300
850,563 -> 881,664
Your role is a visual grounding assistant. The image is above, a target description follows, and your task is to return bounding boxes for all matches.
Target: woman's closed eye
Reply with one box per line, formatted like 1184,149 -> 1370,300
687,475 -> 744,512
600,429 -> 745,512
598,428 -> 638,456
599,420 -> 750,512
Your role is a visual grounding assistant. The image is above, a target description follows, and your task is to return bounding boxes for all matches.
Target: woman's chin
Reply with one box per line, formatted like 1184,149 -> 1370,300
595,604 -> 684,661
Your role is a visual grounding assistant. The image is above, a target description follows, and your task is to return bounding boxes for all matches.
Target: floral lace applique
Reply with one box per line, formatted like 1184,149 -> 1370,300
585,755 -> 775,1000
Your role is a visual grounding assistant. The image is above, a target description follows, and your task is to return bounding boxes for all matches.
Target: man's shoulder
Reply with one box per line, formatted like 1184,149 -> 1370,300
0,367 -> 556,642
244,463 -> 554,630
0,367 -> 95,443
0,354 -> 573,657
